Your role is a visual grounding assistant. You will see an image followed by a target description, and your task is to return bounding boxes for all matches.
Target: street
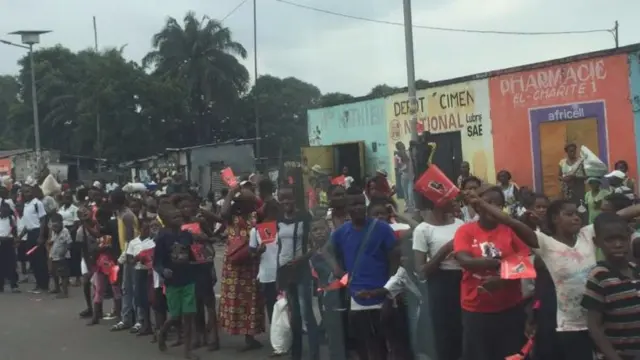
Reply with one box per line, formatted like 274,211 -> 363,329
0,246 -> 279,360
0,288 -> 279,360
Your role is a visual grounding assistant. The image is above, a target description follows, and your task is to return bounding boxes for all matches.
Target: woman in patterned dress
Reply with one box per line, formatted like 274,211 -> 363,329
218,187 -> 265,351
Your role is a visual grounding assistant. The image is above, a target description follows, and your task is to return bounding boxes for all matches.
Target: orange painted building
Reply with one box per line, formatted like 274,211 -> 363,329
489,53 -> 637,197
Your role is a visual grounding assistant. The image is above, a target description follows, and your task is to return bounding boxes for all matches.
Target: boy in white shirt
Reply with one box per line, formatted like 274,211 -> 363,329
249,201 -> 279,324
126,219 -> 155,335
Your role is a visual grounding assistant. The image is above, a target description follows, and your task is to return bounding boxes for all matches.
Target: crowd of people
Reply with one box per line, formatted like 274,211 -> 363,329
3,143 -> 640,360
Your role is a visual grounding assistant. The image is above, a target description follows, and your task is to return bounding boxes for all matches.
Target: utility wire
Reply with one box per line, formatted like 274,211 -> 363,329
275,0 -> 612,36
221,0 -> 249,23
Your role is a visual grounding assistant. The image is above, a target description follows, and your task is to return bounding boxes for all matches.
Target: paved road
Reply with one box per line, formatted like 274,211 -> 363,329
0,246 -> 277,360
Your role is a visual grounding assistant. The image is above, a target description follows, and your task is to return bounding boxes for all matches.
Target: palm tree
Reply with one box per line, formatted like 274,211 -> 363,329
143,11 -> 249,144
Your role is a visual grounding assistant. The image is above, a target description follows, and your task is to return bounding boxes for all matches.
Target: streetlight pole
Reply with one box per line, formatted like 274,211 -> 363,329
253,0 -> 261,171
28,45 -> 41,162
403,0 -> 418,142
7,30 -> 51,167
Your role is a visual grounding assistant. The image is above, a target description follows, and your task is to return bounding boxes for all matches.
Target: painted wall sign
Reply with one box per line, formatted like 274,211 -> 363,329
490,54 -> 636,190
425,80 -> 495,181
385,80 -> 495,183
499,59 -> 608,106
307,99 -> 390,176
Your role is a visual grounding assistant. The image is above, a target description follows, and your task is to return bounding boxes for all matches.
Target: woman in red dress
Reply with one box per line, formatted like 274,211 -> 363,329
218,187 -> 265,351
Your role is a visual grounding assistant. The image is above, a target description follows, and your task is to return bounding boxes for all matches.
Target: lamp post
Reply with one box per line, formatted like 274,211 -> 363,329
5,30 -> 51,165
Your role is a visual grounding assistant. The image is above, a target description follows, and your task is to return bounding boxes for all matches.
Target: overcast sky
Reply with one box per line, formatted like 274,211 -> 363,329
0,0 -> 633,96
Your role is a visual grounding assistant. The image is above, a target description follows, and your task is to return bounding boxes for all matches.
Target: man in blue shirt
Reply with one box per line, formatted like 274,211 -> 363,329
324,185 -> 397,360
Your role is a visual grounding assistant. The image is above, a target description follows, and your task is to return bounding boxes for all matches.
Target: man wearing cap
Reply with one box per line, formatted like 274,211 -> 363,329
605,170 -> 635,200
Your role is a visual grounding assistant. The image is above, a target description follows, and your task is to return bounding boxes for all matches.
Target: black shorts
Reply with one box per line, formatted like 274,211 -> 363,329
195,264 -> 215,303
51,260 -> 70,278
152,287 -> 167,313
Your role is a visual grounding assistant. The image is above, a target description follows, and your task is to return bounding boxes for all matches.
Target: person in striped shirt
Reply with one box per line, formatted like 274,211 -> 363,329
582,212 -> 640,360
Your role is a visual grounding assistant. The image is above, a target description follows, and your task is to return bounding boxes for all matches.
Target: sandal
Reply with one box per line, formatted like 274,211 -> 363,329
130,323 -> 142,334
110,321 -> 130,332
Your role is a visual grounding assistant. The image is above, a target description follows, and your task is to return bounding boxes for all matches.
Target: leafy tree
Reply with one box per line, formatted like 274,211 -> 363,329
240,75 -> 321,163
319,92 -> 354,107
0,75 -> 20,148
143,11 -> 249,144
367,84 -> 401,98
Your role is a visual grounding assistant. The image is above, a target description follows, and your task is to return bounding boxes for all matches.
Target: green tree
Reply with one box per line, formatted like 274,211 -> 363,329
143,11 -> 249,144
7,45 -> 186,161
241,75 -> 321,163
367,84 -> 401,98
0,75 -> 20,148
319,92 -> 354,107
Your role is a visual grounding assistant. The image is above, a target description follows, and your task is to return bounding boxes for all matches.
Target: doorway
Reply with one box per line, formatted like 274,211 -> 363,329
429,131 -> 463,182
539,118 -> 599,198
334,142 -> 365,187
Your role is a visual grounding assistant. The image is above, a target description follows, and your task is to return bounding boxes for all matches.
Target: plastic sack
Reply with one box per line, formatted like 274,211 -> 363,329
40,174 -> 61,196
270,296 -> 292,354
122,182 -> 147,193
581,145 -> 607,178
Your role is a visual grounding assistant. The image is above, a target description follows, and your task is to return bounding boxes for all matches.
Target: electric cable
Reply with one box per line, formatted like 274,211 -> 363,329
222,0 -> 249,23
275,0 -> 613,36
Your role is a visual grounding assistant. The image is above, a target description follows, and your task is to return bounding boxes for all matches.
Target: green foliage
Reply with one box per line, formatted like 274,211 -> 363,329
0,11 -> 424,162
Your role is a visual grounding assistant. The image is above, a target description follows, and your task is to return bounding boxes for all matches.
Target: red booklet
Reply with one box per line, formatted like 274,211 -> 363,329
182,222 -> 202,235
500,254 -> 536,280
256,221 -> 277,244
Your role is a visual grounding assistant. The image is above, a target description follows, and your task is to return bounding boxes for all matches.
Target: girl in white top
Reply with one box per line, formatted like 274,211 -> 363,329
412,199 -> 464,360
467,193 -> 602,360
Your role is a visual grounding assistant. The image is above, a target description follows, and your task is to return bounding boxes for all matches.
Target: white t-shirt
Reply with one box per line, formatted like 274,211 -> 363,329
23,198 -> 44,230
0,216 -> 13,237
412,219 -> 464,270
534,226 -> 596,331
58,204 -> 79,227
126,237 -> 156,270
249,228 -> 278,283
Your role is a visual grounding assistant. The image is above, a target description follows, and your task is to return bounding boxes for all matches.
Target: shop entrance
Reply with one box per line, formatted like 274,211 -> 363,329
539,118 -> 599,198
333,142 -> 365,187
428,131 -> 463,182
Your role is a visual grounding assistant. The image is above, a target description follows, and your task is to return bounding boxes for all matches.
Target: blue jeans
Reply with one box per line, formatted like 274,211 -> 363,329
286,278 -> 320,360
121,263 -> 135,325
401,174 -> 414,209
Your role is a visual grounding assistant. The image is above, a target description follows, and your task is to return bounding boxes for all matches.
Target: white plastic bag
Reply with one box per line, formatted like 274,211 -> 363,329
122,182 -> 147,193
270,295 -> 292,354
581,145 -> 607,178
40,174 -> 61,196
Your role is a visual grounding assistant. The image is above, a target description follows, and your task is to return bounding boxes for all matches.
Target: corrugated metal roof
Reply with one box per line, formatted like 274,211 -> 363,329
165,138 -> 257,152
0,149 -> 33,159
